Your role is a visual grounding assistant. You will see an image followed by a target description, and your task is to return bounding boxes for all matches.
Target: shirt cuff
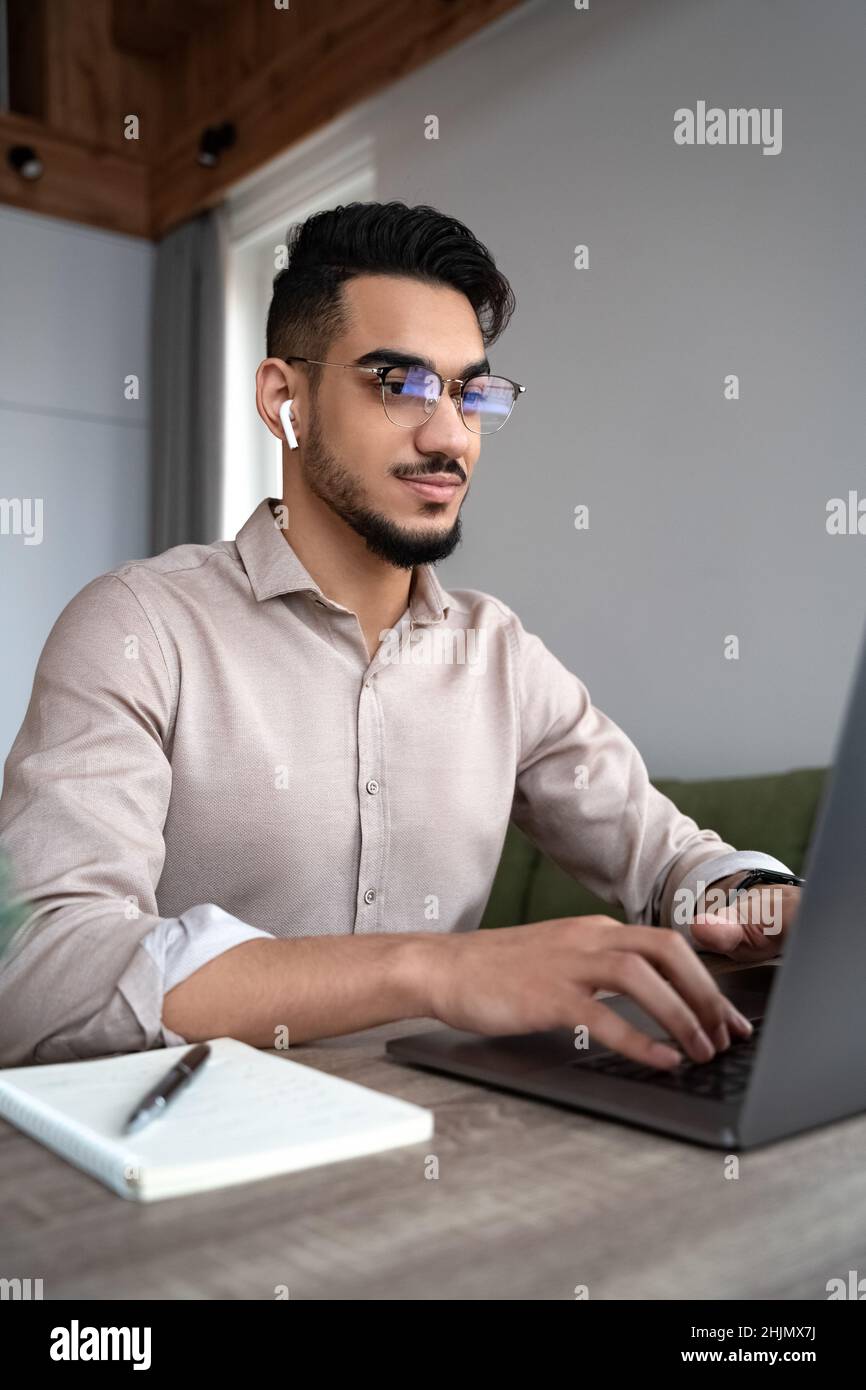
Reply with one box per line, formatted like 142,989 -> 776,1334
140,903 -> 274,1044
669,850 -> 796,947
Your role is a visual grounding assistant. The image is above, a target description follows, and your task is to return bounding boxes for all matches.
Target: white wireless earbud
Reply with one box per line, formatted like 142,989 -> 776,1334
279,399 -> 299,450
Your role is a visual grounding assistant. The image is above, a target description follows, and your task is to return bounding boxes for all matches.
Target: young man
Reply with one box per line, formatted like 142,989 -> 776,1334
0,201 -> 801,1069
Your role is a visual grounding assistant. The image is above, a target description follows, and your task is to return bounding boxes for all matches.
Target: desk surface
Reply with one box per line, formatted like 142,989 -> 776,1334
3,967 -> 866,1300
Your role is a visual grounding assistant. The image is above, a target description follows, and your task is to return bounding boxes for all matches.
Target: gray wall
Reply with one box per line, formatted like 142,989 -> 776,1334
349,0 -> 864,777
0,207 -> 153,774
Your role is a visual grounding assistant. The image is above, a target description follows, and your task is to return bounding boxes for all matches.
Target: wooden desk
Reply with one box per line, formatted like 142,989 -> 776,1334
3,962 -> 866,1301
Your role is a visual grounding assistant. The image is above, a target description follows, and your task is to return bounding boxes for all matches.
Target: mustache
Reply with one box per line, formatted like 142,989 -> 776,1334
394,463 -> 466,483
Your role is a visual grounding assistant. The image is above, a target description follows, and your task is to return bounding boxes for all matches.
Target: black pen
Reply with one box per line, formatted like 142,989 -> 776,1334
123,1043 -> 211,1135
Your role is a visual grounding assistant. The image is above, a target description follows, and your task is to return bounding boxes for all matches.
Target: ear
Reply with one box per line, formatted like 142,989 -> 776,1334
279,399 -> 299,450
255,356 -> 300,443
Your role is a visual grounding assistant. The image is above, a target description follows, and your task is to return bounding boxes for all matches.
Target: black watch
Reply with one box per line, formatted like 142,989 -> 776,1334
735,869 -> 805,892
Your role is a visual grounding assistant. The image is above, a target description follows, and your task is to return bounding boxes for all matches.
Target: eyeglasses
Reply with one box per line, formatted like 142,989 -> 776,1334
283,356 -> 526,435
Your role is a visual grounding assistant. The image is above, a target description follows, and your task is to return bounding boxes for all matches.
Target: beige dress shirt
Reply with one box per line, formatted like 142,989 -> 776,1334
0,496 -> 791,1066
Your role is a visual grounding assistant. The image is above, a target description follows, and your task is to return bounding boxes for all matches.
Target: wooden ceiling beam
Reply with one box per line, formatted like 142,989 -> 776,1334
151,0 -> 526,238
0,0 -> 527,240
0,111 -> 150,236
110,0 -> 238,59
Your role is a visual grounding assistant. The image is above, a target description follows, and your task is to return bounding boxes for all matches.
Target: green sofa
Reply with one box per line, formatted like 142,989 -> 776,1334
479,767 -> 829,930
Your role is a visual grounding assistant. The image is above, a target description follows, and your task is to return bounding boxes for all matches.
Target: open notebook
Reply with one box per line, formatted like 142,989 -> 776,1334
0,1036 -> 434,1202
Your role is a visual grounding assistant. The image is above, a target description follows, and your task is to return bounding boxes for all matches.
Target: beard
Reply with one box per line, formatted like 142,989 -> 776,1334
298,412 -> 465,569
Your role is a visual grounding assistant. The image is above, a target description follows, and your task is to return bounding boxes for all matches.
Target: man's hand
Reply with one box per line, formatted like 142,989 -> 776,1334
689,875 -> 802,962
423,916 -> 754,1070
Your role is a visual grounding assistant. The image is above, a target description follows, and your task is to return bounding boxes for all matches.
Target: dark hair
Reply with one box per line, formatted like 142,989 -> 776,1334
266,201 -> 516,395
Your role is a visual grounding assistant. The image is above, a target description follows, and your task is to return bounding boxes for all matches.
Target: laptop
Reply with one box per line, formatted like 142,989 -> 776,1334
386,622 -> 866,1150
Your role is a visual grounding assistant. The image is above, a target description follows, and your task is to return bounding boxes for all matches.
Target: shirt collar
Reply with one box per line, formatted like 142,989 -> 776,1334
235,496 -> 451,625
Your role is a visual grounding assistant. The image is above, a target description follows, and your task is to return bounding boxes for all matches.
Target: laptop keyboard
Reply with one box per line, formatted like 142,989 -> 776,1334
571,1017 -> 765,1102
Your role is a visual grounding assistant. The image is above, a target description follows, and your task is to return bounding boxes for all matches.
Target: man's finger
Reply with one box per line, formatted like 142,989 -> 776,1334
601,924 -> 753,1041
579,997 -> 684,1069
689,909 -> 745,953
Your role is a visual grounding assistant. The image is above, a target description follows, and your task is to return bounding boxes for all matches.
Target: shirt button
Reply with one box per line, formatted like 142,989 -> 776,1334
363,888 -> 376,905
366,779 -> 379,795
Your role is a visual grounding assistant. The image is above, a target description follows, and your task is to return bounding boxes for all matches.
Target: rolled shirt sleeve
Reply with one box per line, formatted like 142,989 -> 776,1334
140,905 -> 272,993
507,608 -> 792,939
0,575 -> 271,1067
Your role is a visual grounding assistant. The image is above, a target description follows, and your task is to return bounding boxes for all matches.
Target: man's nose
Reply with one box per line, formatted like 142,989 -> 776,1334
415,390 -> 472,456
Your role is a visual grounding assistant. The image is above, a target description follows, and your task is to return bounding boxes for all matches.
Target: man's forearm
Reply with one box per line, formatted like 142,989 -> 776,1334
161,932 -> 438,1047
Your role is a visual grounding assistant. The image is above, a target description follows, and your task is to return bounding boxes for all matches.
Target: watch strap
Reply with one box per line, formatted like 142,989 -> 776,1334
735,869 -> 805,892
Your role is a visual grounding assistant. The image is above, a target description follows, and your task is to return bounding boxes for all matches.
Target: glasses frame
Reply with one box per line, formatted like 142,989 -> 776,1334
283,356 -> 526,435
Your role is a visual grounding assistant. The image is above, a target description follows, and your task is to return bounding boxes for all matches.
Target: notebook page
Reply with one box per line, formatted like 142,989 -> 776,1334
0,1037 -> 431,1176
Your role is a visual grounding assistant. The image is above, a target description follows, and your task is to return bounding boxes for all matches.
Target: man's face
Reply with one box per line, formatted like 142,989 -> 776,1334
289,275 -> 487,569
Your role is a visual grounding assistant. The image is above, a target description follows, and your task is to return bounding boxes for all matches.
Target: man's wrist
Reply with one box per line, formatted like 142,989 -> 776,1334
696,871 -> 750,915
393,932 -> 448,1020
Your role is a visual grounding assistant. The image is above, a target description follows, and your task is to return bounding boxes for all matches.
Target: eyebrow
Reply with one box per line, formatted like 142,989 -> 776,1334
351,347 -> 492,378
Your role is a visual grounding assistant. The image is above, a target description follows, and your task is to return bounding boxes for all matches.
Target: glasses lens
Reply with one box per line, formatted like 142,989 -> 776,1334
461,375 -> 517,434
381,367 -> 517,433
381,366 -> 441,427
